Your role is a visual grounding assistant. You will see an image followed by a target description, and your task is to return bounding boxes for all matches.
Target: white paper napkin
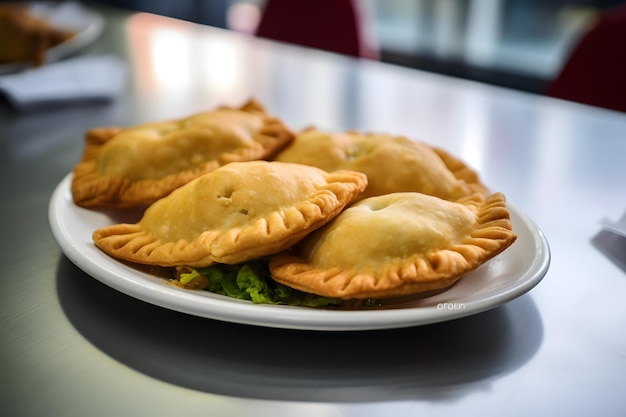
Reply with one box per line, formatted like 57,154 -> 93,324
0,54 -> 126,111
593,209 -> 626,274
601,210 -> 626,239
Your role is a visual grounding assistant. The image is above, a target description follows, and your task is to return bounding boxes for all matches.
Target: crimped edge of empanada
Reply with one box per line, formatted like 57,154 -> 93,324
92,167 -> 368,267
431,146 -> 489,197
276,127 -> 489,200
268,192 -> 517,299
71,99 -> 295,209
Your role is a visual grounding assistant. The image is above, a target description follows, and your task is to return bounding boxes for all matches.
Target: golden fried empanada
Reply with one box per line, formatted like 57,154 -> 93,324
92,161 -> 368,267
274,128 -> 487,200
0,4 -> 75,66
72,99 -> 295,208
269,192 -> 516,299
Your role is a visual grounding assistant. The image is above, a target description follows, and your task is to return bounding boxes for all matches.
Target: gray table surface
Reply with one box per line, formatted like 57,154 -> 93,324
2,6 -> 626,417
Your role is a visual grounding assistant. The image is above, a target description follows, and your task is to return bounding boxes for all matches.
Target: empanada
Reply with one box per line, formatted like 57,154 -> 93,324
269,192 -> 517,299
92,161 -> 368,267
0,4 -> 75,66
274,129 -> 487,200
72,99 -> 295,208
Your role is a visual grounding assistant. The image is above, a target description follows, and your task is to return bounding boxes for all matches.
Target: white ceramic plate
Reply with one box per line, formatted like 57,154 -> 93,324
49,173 -> 550,331
0,2 -> 104,74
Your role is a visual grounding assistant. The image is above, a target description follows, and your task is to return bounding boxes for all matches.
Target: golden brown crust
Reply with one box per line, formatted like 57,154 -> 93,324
431,146 -> 489,196
0,4 -> 74,66
92,161 -> 368,267
269,192 -> 516,299
274,128 -> 486,201
71,99 -> 295,208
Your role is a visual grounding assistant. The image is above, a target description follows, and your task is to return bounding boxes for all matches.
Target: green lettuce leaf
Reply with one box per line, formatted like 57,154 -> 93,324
179,259 -> 342,307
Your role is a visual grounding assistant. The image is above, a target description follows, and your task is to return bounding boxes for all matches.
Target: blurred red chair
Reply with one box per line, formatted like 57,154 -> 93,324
255,0 -> 378,59
546,5 -> 626,112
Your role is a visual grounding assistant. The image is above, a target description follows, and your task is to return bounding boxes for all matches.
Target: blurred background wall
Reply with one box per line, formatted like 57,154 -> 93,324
90,0 -> 626,94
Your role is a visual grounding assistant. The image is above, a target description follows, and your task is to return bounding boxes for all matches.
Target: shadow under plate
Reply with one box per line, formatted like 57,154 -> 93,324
56,255 -> 543,402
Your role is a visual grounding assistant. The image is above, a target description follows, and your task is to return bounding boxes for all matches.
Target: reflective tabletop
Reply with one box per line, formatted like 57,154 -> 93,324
2,6 -> 626,417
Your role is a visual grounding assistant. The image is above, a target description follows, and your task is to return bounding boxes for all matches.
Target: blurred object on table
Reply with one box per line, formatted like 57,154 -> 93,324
0,1 -> 105,74
254,0 -> 378,59
546,4 -> 626,112
593,208 -> 626,274
0,54 -> 127,112
0,3 -> 75,67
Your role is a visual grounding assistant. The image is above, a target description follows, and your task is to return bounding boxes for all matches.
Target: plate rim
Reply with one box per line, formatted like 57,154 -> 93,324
49,173 -> 550,331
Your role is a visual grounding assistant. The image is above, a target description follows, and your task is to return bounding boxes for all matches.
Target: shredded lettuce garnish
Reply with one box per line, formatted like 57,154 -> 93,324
174,258 -> 343,307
